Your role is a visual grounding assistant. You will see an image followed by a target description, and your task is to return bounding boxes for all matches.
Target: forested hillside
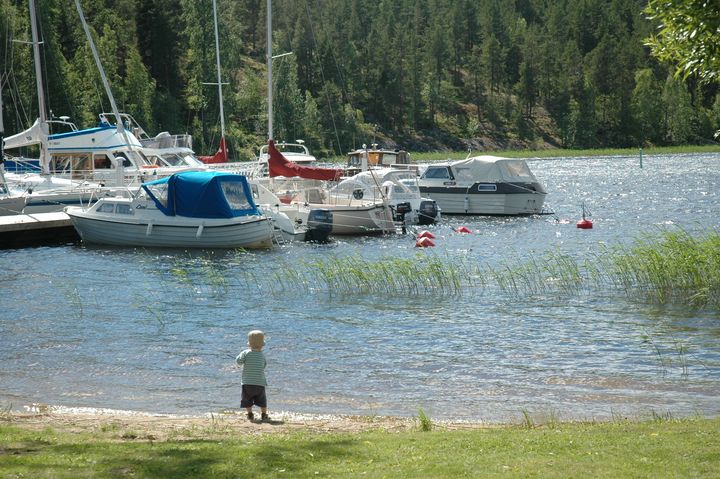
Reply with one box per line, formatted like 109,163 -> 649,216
1,0 -> 719,160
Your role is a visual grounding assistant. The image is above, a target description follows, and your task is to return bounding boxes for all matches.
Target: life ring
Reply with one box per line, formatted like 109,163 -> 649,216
352,189 -> 364,200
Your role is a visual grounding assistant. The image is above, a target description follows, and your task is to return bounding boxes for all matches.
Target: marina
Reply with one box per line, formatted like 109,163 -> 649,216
1,152 -> 718,422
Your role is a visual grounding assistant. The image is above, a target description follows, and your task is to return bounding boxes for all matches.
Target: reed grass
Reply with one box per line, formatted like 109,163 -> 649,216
234,228 -> 720,311
293,253 -> 475,296
604,229 -> 720,308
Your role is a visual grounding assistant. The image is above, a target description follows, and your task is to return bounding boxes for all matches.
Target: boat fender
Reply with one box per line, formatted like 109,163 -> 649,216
415,237 -> 435,247
456,226 -> 472,234
417,230 -> 435,239
196,224 -> 204,237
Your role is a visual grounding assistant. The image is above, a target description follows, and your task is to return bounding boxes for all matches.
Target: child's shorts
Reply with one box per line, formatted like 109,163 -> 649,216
240,384 -> 267,408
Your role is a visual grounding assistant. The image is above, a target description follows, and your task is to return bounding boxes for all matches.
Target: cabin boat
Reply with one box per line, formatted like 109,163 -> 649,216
417,156 -> 547,215
345,145 -> 414,176
65,171 -> 274,249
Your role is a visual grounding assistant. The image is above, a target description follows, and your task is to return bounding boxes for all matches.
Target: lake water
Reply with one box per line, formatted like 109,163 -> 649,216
1,152 -> 719,423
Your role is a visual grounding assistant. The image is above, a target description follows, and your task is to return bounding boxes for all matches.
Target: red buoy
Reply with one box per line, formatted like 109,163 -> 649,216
576,218 -> 593,229
415,237 -> 436,247
576,202 -> 593,229
456,226 -> 472,234
417,230 -> 436,239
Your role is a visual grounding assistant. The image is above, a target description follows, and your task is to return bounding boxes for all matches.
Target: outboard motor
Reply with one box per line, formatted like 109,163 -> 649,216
305,208 -> 333,243
418,200 -> 440,225
393,202 -> 412,234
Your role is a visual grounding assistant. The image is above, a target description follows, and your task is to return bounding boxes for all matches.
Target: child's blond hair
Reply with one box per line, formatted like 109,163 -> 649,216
248,330 -> 265,350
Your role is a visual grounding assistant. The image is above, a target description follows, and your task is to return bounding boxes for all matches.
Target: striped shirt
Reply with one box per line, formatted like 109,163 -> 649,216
236,349 -> 267,386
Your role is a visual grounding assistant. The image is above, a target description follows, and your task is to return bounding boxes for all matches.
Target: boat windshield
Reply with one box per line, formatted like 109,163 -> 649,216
144,182 -> 169,208
421,166 -> 452,180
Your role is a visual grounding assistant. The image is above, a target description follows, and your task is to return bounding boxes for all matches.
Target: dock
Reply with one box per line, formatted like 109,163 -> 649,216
0,212 -> 79,248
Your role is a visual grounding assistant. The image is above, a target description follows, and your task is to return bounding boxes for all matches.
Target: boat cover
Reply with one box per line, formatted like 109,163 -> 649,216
142,171 -> 261,218
267,139 -> 342,181
450,156 -> 538,183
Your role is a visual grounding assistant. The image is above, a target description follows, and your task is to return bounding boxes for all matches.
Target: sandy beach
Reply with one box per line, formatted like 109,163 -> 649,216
2,406 -> 490,440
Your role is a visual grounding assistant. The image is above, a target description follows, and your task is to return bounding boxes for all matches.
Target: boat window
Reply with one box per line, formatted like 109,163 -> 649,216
476,183 -> 497,192
221,181 -> 252,210
115,203 -> 133,215
146,183 -> 169,208
502,160 -> 533,179
381,153 -> 398,165
114,152 -> 133,168
97,202 -> 116,213
455,167 -> 474,182
50,153 -> 91,178
421,166 -> 452,180
93,154 -> 112,169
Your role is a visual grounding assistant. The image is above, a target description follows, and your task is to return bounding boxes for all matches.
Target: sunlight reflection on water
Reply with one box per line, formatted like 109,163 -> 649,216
1,153 -> 719,421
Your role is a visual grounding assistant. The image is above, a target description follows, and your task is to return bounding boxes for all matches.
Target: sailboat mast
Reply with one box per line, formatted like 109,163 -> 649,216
28,0 -> 49,173
266,0 -> 273,140
211,0 -> 225,138
73,0 -> 124,135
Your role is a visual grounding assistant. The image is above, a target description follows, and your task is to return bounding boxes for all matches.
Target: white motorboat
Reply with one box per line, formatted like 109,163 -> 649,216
65,171 -> 274,249
265,140 -> 395,235
417,156 -> 547,215
328,168 -> 440,226
250,180 -> 333,243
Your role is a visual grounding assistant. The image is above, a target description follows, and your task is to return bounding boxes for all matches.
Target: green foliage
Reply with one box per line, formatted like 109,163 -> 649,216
644,0 -> 720,83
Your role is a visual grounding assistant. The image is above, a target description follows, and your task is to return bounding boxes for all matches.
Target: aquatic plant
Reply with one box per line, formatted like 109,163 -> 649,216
604,229 -> 720,308
296,253 -> 476,297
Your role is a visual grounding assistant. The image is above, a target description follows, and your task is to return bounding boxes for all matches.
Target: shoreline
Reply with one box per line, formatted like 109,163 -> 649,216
1,405 -> 482,439
4,404 -> 716,440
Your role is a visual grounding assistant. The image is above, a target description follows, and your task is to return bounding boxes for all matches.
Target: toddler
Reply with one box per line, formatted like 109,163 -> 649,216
236,330 -> 269,421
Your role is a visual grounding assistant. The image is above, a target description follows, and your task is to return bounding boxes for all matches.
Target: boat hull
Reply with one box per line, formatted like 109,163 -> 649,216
303,202 -> 394,235
419,183 -> 546,215
67,211 -> 274,249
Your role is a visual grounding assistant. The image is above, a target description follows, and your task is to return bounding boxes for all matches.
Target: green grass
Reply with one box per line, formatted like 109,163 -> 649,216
1,417 -> 718,478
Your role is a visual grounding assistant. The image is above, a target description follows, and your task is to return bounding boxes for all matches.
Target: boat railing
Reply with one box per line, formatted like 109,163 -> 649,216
1,155 -> 42,173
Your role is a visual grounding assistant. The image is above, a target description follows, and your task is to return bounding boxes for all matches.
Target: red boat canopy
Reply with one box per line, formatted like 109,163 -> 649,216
199,136 -> 229,164
267,139 -> 342,181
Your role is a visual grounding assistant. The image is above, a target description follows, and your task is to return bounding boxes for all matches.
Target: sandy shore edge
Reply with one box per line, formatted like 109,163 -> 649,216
1,406 -> 491,439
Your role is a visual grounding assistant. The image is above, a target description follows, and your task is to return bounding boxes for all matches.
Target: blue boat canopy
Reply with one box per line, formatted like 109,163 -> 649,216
142,171 -> 261,218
